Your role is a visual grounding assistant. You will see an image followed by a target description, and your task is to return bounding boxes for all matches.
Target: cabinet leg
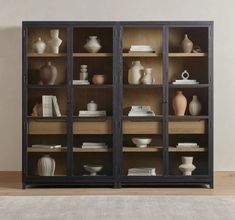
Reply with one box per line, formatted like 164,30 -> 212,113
114,181 -> 122,189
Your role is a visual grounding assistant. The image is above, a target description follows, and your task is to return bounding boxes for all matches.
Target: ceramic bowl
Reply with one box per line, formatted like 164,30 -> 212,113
132,138 -> 152,148
83,164 -> 103,176
92,74 -> 105,85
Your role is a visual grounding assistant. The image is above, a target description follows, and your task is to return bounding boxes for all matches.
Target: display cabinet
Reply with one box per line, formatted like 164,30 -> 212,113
22,21 -> 213,188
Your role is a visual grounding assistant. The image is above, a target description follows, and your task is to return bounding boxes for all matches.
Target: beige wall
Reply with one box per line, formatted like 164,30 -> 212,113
0,0 -> 234,171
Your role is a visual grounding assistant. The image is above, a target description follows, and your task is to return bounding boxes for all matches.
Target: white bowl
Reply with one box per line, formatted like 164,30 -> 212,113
83,164 -> 103,176
132,138 -> 152,148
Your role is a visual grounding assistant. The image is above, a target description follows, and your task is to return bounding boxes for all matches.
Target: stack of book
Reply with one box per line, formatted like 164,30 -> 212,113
176,143 -> 199,148
127,168 -> 156,176
81,142 -> 107,149
129,45 -> 155,53
79,110 -> 106,117
31,144 -> 62,149
128,106 -> 155,117
42,95 -> 61,117
73,80 -> 90,85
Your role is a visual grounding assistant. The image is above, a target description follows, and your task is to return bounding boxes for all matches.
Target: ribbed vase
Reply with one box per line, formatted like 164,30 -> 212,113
38,155 -> 55,176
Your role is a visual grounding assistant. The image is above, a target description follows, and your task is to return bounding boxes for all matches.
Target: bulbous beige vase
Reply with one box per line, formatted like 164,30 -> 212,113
172,91 -> 187,116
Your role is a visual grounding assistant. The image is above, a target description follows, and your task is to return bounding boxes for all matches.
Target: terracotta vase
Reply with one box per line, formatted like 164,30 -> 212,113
182,34 -> 193,53
172,91 -> 187,116
39,61 -> 58,85
92,74 -> 105,85
128,61 -> 144,84
38,155 -> 55,176
48,29 -> 62,54
33,37 -> 46,54
179,156 -> 196,176
189,95 -> 202,116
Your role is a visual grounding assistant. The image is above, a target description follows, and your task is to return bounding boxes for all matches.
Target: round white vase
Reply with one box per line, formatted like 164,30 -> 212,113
33,37 -> 46,54
128,61 -> 144,84
38,155 -> 55,176
84,36 -> 101,53
87,100 -> 98,111
189,95 -> 202,116
179,156 -> 196,176
48,29 -> 62,54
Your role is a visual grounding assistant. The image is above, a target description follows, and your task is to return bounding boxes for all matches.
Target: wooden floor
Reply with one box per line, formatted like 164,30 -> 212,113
0,172 -> 235,196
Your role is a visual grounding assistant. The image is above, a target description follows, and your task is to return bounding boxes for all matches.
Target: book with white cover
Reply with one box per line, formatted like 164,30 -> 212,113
79,110 -> 106,117
31,144 -> 62,149
127,168 -> 156,176
52,96 -> 61,117
42,95 -> 53,117
73,80 -> 90,85
129,45 -> 155,52
81,142 -> 107,148
176,143 -> 199,148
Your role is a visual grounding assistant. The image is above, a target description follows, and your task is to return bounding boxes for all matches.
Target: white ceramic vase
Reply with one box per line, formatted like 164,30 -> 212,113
38,155 -> 55,176
182,34 -> 193,53
87,100 -> 98,111
33,37 -> 46,54
189,95 -> 202,116
141,68 -> 155,84
48,29 -> 62,54
128,61 -> 144,84
179,156 -> 196,176
80,65 -> 88,80
84,36 -> 101,53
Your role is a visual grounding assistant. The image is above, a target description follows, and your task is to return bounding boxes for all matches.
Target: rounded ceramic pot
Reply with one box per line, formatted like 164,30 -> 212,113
182,34 -> 193,53
179,156 -> 196,176
92,74 -> 105,85
33,37 -> 46,54
38,155 -> 55,176
172,91 -> 187,116
189,95 -> 202,116
39,61 -> 58,85
87,100 -> 98,111
128,61 -> 144,84
84,36 -> 101,53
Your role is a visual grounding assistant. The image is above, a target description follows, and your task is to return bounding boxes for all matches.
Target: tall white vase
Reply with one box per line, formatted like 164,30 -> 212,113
182,34 -> 193,53
38,155 -> 55,176
179,156 -> 196,176
48,29 -> 62,54
189,95 -> 202,116
128,61 -> 144,84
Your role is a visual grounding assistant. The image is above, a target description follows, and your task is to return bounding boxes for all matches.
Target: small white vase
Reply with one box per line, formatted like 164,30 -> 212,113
48,29 -> 62,54
128,61 -> 144,84
179,156 -> 196,176
80,65 -> 88,80
141,68 -> 155,84
87,100 -> 98,111
33,37 -> 46,54
84,36 -> 101,53
182,34 -> 193,53
189,95 -> 202,116
38,155 -> 55,176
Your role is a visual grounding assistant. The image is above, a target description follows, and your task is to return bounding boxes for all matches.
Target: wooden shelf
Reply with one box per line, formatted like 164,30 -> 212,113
27,85 -> 67,89
168,53 -> 207,57
168,116 -> 209,121
123,147 -> 162,152
73,116 -> 112,121
169,84 -> 209,88
27,53 -> 67,57
168,147 -> 207,152
73,53 -> 113,57
123,116 -> 163,121
27,116 -> 67,121
73,148 -> 112,152
124,84 -> 163,89
123,53 -> 161,57
27,147 -> 67,152
73,84 -> 113,89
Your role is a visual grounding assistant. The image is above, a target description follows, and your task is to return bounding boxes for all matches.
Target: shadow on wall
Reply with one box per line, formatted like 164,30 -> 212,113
0,27 -> 22,171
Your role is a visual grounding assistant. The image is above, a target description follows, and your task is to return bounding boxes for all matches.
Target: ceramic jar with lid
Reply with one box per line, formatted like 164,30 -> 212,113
33,37 -> 46,54
87,100 -> 98,111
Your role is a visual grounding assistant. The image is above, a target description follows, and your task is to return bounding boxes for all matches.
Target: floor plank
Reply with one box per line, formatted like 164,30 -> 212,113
0,171 -> 235,196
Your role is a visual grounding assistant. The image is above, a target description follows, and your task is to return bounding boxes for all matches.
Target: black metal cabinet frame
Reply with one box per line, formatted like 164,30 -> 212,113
22,21 -> 213,188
